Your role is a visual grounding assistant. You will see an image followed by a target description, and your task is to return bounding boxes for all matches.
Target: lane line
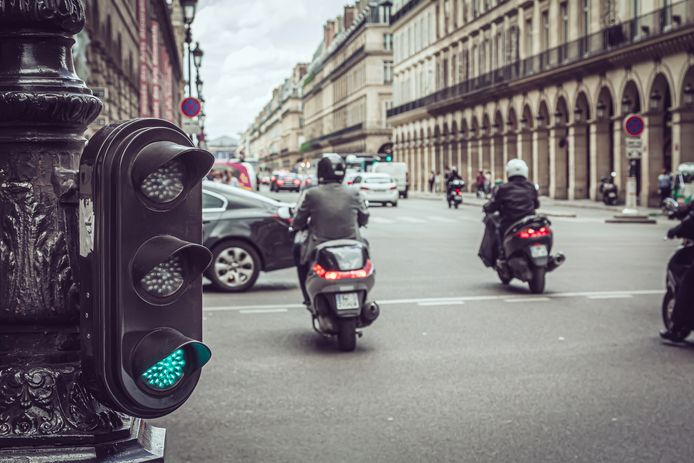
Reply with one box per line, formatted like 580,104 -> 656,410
504,297 -> 551,303
370,217 -> 396,224
418,301 -> 465,306
426,216 -> 458,224
398,216 -> 427,224
204,289 -> 663,313
239,309 -> 289,315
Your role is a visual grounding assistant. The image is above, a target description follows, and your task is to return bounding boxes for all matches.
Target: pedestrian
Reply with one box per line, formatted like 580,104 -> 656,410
435,171 -> 441,193
484,171 -> 492,198
476,170 -> 485,198
658,169 -> 673,203
429,170 -> 436,193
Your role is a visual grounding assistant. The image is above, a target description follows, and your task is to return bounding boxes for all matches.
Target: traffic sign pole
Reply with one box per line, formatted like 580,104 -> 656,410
622,114 -> 643,216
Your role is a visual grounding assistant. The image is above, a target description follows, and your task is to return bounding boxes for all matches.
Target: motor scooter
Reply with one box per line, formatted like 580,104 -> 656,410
483,213 -> 566,294
661,199 -> 693,341
446,179 -> 465,209
304,239 -> 380,351
599,172 -> 619,205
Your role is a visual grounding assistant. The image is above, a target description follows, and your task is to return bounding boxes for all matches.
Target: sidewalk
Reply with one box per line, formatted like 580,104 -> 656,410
410,190 -> 662,217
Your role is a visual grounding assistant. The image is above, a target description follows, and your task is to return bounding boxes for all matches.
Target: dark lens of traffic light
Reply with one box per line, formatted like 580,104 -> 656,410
141,348 -> 186,391
140,254 -> 185,298
140,158 -> 186,204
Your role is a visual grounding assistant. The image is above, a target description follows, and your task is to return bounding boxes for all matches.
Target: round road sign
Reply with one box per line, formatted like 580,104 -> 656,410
180,97 -> 202,119
623,114 -> 645,137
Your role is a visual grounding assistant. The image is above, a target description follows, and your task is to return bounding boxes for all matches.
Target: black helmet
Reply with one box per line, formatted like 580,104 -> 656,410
317,153 -> 346,184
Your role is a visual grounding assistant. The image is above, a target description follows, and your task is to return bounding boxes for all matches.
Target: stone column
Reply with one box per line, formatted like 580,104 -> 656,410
533,126 -> 550,195
550,125 -> 569,200
674,108 -> 694,164
518,128 -> 533,181
643,113 -> 664,207
570,122 -> 590,200
492,133 -> 504,182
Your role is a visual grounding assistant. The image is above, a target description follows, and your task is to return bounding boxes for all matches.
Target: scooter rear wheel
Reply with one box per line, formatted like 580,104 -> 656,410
337,318 -> 357,352
662,290 -> 691,341
528,267 -> 546,294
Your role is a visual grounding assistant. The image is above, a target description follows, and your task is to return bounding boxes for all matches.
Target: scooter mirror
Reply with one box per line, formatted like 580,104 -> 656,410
277,206 -> 292,220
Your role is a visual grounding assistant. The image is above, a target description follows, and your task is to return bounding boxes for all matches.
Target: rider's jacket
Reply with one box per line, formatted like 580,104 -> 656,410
483,176 -> 540,233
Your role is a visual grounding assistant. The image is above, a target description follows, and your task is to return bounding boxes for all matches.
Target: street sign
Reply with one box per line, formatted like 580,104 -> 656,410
623,113 -> 645,137
182,118 -> 200,135
180,96 -> 202,119
626,137 -> 643,159
79,119 -> 214,419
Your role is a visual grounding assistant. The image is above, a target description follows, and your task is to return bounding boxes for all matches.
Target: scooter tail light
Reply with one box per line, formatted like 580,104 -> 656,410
313,260 -> 373,280
517,226 -> 552,239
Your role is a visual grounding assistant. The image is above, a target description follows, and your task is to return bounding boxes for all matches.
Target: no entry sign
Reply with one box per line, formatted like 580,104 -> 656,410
180,97 -> 202,119
623,114 -> 645,137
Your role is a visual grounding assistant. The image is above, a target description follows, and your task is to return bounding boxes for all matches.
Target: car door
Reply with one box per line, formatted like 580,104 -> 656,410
202,189 -> 228,243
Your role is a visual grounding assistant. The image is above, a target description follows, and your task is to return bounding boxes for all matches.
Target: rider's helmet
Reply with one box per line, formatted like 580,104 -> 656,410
317,153 -> 346,184
506,159 -> 529,180
451,166 -> 458,176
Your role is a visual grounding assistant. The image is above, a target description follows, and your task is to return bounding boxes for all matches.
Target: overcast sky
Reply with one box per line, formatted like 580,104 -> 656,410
192,0 -> 348,140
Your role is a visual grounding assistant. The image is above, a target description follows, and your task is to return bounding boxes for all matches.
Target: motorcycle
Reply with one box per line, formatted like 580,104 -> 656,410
446,179 -> 465,209
484,213 -> 566,294
305,239 -> 379,351
661,199 -> 693,341
599,172 -> 619,205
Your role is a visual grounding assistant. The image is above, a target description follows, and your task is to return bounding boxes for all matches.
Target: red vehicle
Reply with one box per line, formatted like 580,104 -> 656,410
271,172 -> 302,192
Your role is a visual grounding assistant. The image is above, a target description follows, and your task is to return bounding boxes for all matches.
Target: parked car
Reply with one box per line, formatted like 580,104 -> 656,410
373,162 -> 409,198
351,173 -> 399,207
202,182 -> 294,292
271,172 -> 302,192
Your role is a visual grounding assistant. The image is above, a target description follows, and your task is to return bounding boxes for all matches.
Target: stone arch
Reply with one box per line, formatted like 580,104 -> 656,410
573,91 -> 592,199
679,66 -> 694,165
643,73 -> 674,206
552,96 -> 570,199
535,100 -> 551,194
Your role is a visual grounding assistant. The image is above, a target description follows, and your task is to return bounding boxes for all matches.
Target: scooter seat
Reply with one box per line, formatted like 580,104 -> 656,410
314,239 -> 364,252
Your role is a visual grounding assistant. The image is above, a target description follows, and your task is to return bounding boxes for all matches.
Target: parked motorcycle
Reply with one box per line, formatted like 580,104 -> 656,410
305,239 -> 379,351
484,213 -> 566,294
599,172 -> 619,205
446,179 -> 465,209
661,199 -> 693,341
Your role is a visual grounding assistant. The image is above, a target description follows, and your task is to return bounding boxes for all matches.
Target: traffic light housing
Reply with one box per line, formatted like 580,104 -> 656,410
79,119 -> 214,418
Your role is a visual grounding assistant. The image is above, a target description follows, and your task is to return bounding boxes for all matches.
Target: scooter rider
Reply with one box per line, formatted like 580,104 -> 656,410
483,159 -> 540,234
446,167 -> 462,191
292,154 -> 370,305
660,204 -> 694,342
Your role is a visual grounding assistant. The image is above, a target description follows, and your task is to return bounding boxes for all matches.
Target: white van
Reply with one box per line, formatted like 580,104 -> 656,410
372,162 -> 409,198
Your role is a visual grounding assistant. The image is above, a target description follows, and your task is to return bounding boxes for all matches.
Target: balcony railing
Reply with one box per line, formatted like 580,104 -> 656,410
388,0 -> 693,118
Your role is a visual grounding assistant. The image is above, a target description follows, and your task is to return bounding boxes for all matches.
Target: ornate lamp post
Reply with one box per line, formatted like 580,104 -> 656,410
0,1 -> 163,459
181,0 -> 198,96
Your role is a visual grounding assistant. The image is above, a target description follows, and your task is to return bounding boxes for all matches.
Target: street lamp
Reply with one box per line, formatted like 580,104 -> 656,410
574,107 -> 583,122
649,89 -> 662,111
181,0 -> 197,25
597,101 -> 607,119
685,83 -> 694,106
621,96 -> 632,114
196,77 -> 203,99
192,42 -> 204,69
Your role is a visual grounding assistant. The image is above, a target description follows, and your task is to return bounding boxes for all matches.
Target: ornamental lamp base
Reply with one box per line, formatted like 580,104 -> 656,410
0,419 -> 165,463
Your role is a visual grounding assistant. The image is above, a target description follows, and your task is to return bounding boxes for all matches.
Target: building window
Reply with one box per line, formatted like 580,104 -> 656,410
383,61 -> 393,84
525,18 -> 533,57
541,11 -> 549,51
582,0 -> 590,36
384,33 -> 393,51
560,2 -> 568,43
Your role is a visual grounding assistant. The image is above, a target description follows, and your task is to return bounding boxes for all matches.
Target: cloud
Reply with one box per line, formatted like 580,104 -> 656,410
192,0 -> 348,139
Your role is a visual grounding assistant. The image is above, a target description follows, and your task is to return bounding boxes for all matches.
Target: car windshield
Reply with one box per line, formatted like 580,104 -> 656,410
365,177 -> 392,184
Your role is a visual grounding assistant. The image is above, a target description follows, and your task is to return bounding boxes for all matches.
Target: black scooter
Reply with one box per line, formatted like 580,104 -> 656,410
599,172 -> 619,205
661,199 -> 693,341
446,179 -> 465,209
484,214 -> 566,294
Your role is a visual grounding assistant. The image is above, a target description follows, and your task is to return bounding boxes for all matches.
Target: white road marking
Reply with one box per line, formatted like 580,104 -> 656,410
204,289 -> 663,313
417,301 -> 465,306
398,216 -> 427,223
370,217 -> 396,224
587,294 -> 634,300
426,216 -> 459,224
239,309 -> 289,315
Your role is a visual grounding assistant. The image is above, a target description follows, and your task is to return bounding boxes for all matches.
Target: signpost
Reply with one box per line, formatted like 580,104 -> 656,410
622,114 -> 644,216
180,96 -> 202,119
182,118 -> 200,135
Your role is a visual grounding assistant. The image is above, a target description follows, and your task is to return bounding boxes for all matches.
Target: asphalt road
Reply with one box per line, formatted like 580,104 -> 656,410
154,193 -> 694,463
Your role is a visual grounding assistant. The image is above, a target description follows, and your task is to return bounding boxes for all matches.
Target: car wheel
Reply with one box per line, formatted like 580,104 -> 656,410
208,241 -> 261,292
392,201 -> 398,207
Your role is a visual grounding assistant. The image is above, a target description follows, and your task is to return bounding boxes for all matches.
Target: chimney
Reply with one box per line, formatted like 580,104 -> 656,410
323,20 -> 336,48
344,5 -> 356,29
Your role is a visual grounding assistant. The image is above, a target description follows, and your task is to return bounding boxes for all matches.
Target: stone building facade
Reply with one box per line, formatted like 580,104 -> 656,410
77,0 -> 185,136
389,0 -> 694,206
302,1 -> 395,160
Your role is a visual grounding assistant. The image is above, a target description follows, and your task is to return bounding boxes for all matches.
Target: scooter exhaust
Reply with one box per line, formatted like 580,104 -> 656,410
547,253 -> 566,272
361,301 -> 380,325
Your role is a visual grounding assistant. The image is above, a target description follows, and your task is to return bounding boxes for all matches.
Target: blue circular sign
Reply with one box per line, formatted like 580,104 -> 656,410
624,114 -> 645,137
180,97 -> 202,119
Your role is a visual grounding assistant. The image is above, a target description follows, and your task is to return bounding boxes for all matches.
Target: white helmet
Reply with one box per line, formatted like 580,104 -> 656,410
506,159 -> 529,180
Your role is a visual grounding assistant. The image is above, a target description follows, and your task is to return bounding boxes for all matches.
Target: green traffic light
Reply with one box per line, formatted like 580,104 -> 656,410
386,156 -> 393,162
142,348 -> 186,391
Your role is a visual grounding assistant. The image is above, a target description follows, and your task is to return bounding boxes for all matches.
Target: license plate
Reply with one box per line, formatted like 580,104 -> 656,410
530,245 -> 548,258
336,292 -> 360,310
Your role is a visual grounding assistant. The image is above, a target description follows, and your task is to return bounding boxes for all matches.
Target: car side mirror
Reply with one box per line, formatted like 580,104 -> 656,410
278,206 -> 292,220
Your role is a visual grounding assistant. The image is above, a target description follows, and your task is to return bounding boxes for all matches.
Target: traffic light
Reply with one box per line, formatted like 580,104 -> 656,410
385,154 -> 393,162
79,119 -> 214,419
